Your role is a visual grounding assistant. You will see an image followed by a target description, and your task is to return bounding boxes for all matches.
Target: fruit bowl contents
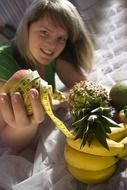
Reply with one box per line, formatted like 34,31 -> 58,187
64,80 -> 127,184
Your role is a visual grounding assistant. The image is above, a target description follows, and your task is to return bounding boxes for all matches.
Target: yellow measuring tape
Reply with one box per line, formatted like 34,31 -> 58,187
10,70 -> 73,139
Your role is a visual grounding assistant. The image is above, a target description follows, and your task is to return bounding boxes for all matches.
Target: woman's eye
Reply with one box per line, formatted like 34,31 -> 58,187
39,30 -> 49,37
58,37 -> 67,44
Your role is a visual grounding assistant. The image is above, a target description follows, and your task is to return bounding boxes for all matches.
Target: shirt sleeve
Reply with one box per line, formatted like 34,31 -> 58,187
0,48 -> 21,81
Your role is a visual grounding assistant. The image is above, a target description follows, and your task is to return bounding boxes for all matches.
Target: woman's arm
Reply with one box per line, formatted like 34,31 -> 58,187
51,59 -> 87,110
56,59 -> 86,89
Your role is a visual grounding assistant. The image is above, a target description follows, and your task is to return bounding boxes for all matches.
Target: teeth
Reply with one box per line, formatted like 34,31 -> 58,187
41,48 -> 53,55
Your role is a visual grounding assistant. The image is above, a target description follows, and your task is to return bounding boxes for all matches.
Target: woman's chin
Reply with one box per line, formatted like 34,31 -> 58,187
37,56 -> 53,65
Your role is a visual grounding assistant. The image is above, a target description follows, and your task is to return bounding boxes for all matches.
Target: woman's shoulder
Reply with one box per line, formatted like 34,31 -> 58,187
0,42 -> 21,81
0,41 -> 14,53
0,41 -> 20,67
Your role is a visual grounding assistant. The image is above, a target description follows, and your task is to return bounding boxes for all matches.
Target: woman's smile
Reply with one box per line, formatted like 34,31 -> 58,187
39,48 -> 54,63
40,48 -> 54,56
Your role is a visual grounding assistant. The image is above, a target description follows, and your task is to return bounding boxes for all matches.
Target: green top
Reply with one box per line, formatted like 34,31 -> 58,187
0,42 -> 56,90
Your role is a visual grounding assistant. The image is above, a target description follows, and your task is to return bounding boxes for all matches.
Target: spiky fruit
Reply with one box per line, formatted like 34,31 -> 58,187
68,80 -> 120,149
69,81 -> 109,115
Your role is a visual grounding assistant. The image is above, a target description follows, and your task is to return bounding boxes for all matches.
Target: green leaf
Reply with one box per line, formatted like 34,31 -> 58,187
72,115 -> 89,127
101,116 -> 120,128
75,107 -> 91,118
94,119 -> 109,138
87,129 -> 94,146
74,125 -> 87,139
80,122 -> 92,148
91,107 -> 103,114
81,107 -> 91,116
87,114 -> 98,126
95,117 -> 112,134
102,107 -> 112,116
91,106 -> 111,116
74,117 -> 89,140
103,125 -> 112,134
93,123 -> 109,150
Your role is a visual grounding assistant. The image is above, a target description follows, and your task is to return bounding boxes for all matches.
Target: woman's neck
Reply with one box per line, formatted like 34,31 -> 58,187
36,64 -> 46,80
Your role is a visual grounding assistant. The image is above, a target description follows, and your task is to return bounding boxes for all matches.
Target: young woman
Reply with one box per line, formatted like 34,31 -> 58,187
0,0 -> 94,151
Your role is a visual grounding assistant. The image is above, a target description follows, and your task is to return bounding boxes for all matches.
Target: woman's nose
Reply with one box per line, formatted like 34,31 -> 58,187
46,38 -> 57,50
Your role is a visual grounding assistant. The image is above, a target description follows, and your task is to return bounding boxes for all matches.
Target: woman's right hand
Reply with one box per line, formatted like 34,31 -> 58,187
0,69 -> 45,128
0,88 -> 45,129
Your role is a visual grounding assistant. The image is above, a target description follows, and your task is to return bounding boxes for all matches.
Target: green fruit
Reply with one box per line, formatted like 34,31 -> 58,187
110,81 -> 127,110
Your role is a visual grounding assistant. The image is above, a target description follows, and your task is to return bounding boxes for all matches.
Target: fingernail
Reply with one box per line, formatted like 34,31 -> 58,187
0,93 -> 6,102
11,92 -> 20,103
30,89 -> 39,99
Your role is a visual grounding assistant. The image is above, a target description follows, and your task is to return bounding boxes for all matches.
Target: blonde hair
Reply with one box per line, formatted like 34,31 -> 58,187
14,0 -> 94,72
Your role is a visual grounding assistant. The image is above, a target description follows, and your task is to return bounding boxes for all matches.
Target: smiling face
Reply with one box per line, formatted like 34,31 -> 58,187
28,15 -> 68,65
